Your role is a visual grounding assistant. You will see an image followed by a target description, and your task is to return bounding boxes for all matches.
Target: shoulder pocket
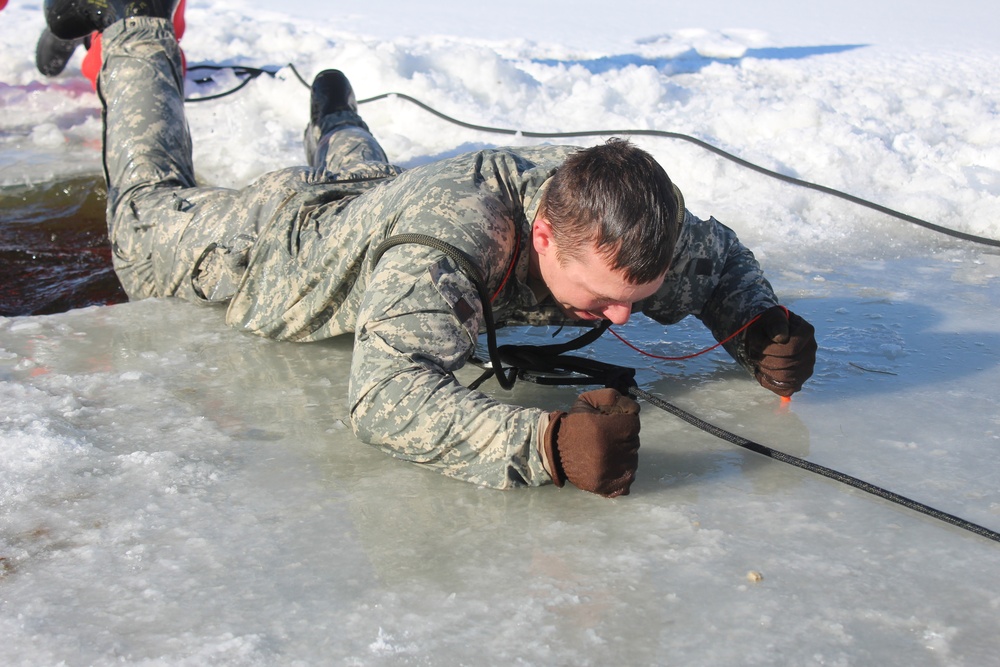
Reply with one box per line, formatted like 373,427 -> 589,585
428,258 -> 484,344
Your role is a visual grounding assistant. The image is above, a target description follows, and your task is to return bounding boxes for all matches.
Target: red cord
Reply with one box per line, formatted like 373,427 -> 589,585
608,306 -> 787,361
490,229 -> 521,303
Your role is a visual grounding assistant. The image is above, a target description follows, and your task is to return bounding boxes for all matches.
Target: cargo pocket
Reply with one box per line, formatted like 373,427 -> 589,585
108,200 -> 162,299
190,233 -> 256,303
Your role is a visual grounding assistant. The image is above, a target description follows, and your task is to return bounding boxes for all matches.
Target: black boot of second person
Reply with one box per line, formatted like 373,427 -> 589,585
35,27 -> 86,76
44,0 -> 179,40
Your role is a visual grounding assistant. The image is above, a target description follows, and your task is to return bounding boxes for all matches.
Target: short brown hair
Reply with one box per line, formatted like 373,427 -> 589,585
541,139 -> 681,283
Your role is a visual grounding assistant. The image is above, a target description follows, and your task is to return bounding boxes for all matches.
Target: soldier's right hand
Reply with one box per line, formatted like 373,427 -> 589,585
541,388 -> 640,497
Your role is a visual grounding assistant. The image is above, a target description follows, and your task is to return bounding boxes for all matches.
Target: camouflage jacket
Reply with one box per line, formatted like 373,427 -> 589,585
213,146 -> 778,489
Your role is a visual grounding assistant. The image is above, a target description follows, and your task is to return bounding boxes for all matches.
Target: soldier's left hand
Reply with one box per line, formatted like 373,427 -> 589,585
745,306 -> 817,397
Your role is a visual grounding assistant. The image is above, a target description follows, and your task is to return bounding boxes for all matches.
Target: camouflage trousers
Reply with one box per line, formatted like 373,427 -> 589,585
99,17 -> 397,303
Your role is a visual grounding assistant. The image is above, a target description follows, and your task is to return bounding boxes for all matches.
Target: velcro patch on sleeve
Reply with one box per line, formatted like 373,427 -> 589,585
427,259 -> 484,342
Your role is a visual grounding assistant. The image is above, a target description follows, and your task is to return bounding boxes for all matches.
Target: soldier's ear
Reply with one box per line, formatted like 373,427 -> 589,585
532,216 -> 556,257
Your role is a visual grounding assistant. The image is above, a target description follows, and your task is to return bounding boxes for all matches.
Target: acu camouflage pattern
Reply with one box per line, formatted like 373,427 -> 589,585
99,18 -> 778,490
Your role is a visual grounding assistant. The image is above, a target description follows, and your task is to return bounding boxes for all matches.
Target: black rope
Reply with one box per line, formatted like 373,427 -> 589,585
182,62 -> 999,248
184,64 -> 278,103
350,71 -> 1000,541
354,90 -> 1000,249
466,340 -> 1000,544
629,386 -> 1000,544
182,63 -> 1000,544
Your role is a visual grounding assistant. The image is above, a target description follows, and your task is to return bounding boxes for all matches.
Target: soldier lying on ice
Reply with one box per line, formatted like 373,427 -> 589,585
42,0 -> 817,497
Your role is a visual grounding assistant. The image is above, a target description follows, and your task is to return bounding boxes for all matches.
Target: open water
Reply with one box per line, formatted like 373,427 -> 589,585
0,176 -> 126,316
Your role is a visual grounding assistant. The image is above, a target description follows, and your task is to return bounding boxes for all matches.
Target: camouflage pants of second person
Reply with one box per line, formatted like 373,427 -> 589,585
98,17 -> 398,304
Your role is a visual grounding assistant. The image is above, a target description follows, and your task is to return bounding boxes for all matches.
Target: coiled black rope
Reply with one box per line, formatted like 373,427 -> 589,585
184,64 -> 275,102
183,62 -> 1000,248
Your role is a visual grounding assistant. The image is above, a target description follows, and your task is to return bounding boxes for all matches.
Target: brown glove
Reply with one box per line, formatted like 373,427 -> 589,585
745,306 -> 817,397
542,388 -> 640,497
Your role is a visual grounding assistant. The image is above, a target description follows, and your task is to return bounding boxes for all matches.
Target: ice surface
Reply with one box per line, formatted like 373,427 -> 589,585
2,255 -> 999,665
2,0 -> 1000,664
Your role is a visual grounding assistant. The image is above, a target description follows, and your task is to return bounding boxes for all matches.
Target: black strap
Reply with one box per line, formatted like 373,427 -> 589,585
370,233 -> 524,389
469,321 -> 636,392
484,345 -> 636,393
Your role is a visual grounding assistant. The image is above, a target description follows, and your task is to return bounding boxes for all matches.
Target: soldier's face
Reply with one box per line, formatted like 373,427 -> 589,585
531,218 -> 664,325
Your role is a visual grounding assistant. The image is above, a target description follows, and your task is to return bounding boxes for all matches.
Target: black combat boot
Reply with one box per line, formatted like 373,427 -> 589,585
304,70 -> 359,165
35,26 -> 86,76
44,0 -> 179,41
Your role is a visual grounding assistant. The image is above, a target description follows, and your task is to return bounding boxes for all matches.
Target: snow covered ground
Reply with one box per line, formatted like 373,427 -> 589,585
2,0 -> 1000,664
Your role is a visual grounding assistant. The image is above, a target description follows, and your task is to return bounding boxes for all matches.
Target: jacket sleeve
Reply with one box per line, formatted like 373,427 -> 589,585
640,212 -> 780,373
347,243 -> 553,489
